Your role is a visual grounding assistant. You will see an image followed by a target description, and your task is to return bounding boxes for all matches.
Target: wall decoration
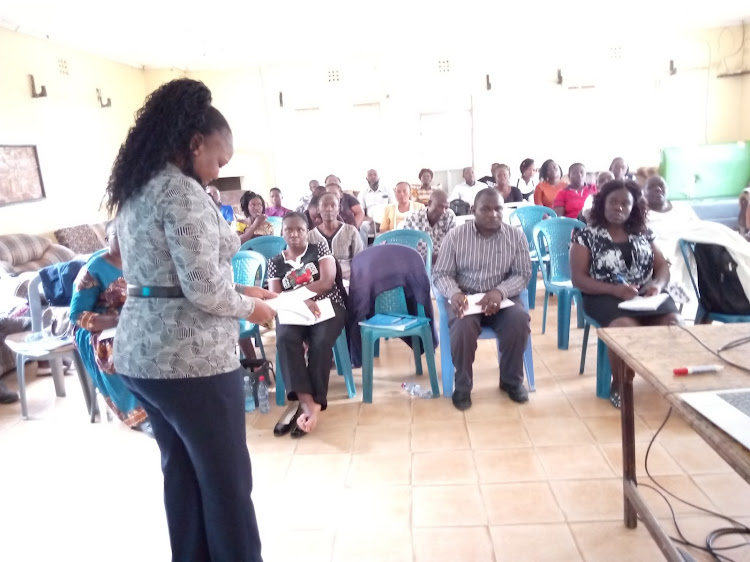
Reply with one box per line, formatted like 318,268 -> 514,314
0,145 -> 46,207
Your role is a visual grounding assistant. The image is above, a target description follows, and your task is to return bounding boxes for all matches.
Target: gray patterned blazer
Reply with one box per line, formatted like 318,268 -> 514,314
114,164 -> 255,379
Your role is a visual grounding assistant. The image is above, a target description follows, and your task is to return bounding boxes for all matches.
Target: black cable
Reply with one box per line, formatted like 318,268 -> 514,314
670,324 -> 750,373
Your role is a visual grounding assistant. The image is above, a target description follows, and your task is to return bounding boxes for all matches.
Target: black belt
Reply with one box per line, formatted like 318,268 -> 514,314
127,285 -> 184,298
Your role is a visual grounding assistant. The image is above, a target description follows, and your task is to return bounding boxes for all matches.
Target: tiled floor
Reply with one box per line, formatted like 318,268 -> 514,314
1,289 -> 749,561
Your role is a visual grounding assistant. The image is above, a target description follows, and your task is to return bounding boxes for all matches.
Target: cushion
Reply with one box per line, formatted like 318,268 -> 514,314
54,224 -> 105,254
0,234 -> 51,266
0,244 -> 76,278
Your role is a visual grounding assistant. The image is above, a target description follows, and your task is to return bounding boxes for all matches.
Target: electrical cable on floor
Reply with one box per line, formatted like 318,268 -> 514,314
670,324 -> 750,373
638,407 -> 750,561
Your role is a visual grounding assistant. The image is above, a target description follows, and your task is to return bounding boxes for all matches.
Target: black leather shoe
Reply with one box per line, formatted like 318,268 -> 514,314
273,404 -> 300,437
500,382 -> 529,404
451,391 -> 472,411
0,381 -> 18,404
290,422 -> 308,439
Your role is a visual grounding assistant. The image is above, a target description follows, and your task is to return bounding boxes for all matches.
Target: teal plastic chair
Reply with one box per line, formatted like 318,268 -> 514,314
509,206 -> 557,309
267,216 -> 283,236
274,330 -> 356,406
579,313 -> 613,399
360,287 -> 440,403
532,217 -> 585,350
232,250 -> 267,358
373,230 -> 434,277
239,235 -> 287,260
435,289 -> 536,397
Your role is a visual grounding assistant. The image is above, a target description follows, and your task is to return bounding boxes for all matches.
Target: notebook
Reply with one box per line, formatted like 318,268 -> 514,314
277,297 -> 335,326
358,314 -> 424,331
678,388 -> 750,450
618,293 -> 669,311
450,293 -> 515,316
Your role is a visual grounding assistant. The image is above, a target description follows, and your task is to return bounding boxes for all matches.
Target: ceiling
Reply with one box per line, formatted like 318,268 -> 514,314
1,0 -> 749,69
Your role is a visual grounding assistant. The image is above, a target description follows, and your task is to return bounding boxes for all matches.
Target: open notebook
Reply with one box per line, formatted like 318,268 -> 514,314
450,293 -> 514,315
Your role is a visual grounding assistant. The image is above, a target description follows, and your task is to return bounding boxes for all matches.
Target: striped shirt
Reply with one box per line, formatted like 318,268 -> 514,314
433,221 -> 531,300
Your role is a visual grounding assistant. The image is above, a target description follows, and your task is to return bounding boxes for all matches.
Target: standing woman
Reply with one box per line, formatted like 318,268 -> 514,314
105,78 -> 275,562
516,158 -> 537,201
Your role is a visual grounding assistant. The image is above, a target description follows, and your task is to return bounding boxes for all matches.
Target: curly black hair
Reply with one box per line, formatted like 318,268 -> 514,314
519,158 -> 534,174
538,159 -> 561,183
418,168 -> 433,181
587,180 -> 648,234
240,191 -> 266,217
104,78 -> 230,215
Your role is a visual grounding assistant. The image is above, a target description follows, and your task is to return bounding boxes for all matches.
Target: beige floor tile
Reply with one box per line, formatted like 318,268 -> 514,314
640,412 -> 700,439
550,479 -> 624,521
353,423 -> 411,454
491,524 -> 582,562
413,526 -> 495,562
320,401 -> 362,427
412,395 -> 467,424
536,444 -> 615,480
522,417 -> 594,446
639,475 -> 718,517
412,485 -> 487,527
691,473 -> 750,516
411,421 -> 470,452
294,426 -> 355,454
566,392 -> 622,418
568,521 -> 664,561
481,482 -> 565,525
661,437 -> 735,474
346,452 -> 413,487
518,393 -> 578,418
338,486 -> 412,528
332,526 -> 413,562
412,450 -> 478,485
249,452 -> 293,486
556,373 -> 601,395
582,415 -> 654,443
464,396 -> 522,422
658,516 -> 750,562
466,419 -> 532,449
285,453 -> 351,489
262,529 -> 335,562
474,448 -> 548,483
599,441 -> 684,477
358,400 -> 412,425
247,428 -> 299,454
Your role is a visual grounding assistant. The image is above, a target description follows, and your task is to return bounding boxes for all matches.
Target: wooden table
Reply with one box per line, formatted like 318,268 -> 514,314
598,324 -> 750,562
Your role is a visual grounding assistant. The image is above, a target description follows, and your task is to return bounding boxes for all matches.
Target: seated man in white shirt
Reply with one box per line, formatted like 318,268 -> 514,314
357,169 -> 394,245
449,167 -> 483,206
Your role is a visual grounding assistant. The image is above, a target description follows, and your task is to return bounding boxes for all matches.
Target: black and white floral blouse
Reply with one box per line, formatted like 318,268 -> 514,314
572,226 -> 655,286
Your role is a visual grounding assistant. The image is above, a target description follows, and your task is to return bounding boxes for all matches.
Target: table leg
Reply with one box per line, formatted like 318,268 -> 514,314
620,364 -> 637,528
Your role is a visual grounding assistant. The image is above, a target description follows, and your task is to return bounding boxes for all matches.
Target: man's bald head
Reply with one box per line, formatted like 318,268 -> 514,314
206,185 -> 221,206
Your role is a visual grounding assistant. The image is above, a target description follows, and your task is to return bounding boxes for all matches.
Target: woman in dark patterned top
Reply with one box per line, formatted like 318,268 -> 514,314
268,212 -> 347,438
570,180 -> 681,409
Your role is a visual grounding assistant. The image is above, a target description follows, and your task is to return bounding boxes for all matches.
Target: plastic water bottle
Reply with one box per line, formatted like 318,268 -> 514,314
243,376 -> 255,413
257,375 -> 271,414
402,382 -> 432,398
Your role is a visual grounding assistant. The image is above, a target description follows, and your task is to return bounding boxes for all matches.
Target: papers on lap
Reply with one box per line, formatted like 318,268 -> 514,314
450,293 -> 515,315
617,293 -> 669,311
276,296 -> 335,325
99,327 -> 117,340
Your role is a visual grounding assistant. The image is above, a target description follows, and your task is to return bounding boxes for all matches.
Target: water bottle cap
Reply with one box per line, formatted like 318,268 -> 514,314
259,375 -> 265,381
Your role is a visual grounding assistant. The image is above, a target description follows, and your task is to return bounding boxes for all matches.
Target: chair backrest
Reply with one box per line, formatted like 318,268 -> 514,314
533,217 -> 585,285
239,235 -> 287,260
232,250 -> 267,287
373,230 -> 434,277
509,205 -> 557,250
266,216 -> 283,236
374,287 -> 409,316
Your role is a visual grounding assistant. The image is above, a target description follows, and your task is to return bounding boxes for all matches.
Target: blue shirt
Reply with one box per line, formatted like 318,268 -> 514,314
220,204 -> 234,223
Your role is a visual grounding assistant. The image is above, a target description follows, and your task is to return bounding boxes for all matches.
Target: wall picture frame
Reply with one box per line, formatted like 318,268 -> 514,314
0,145 -> 46,207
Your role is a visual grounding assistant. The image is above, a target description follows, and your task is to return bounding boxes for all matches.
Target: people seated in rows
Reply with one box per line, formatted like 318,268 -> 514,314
380,181 -> 425,232
358,169 -> 393,241
308,193 -> 363,280
534,159 -> 566,208
449,166 -> 483,204
553,163 -> 597,219
268,213 -> 348,438
570,180 -> 682,409
494,163 -> 523,203
413,168 -> 434,205
267,187 -> 291,217
304,194 -> 322,229
206,185 -> 234,223
402,190 -> 456,265
69,221 -> 151,434
237,191 -> 274,243
325,175 -> 365,229
478,163 -> 500,189
296,179 -> 325,212
516,158 -> 537,201
434,189 -> 532,411
609,156 -> 630,181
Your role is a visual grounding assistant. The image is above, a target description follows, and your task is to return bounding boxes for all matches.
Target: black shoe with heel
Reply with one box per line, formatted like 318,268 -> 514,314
273,404 -> 301,437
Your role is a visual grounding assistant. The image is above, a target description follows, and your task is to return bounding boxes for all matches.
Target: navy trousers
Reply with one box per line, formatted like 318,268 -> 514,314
122,368 -> 262,562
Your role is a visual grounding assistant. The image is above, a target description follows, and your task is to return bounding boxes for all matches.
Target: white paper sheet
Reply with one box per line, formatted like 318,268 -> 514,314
617,293 -> 669,311
99,327 -> 117,340
277,297 -> 335,326
451,293 -> 515,315
264,287 -> 317,313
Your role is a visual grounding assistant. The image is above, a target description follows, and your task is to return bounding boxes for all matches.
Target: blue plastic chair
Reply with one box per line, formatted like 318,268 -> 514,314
232,251 -> 267,359
679,240 -> 750,324
435,289 -> 536,398
579,313 -> 613,399
509,206 -> 557,310
239,235 -> 287,260
360,287 -> 440,403
274,330 -> 356,406
267,216 -> 283,236
373,230 -> 434,277
532,218 -> 585,350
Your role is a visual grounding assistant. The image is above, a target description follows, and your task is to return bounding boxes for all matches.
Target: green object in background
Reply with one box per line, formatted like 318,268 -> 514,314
660,142 -> 750,201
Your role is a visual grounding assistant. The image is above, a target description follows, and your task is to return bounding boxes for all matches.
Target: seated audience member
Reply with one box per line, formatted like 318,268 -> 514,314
305,195 -> 323,229
449,166 -> 483,203
308,193 -> 363,280
237,191 -> 274,243
267,213 -> 348,438
553,163 -> 597,218
516,158 -> 537,201
297,179 -> 322,212
267,187 -> 291,217
433,188 -> 532,411
534,159 -> 566,207
402,190 -> 456,265
579,170 -> 616,223
69,222 -> 150,433
609,156 -> 630,181
478,163 -> 501,188
358,168 -> 393,226
325,176 -> 365,229
413,168 -> 434,205
739,186 -> 750,240
494,164 -> 524,203
570,180 -> 682,409
206,185 -> 234,223
380,181 -> 425,232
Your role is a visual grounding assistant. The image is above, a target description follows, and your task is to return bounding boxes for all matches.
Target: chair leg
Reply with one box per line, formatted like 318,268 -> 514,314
361,332 -> 375,404
575,293 -> 584,329
274,351 -> 286,406
333,332 -> 356,399
374,338 -> 380,358
542,291 -> 549,334
419,327 -> 440,398
595,338 -> 612,399
557,291 -> 572,350
50,356 -> 66,397
16,353 -> 28,419
439,321 -> 454,399
522,335 -> 535,392
411,336 -> 423,375
528,262 -> 538,310
580,323 -> 590,375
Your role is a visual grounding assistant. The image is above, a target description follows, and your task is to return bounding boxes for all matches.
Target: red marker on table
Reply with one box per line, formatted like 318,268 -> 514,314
673,365 -> 724,376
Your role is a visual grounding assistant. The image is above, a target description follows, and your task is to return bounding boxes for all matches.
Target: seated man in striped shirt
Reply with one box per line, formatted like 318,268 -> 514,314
433,188 -> 532,411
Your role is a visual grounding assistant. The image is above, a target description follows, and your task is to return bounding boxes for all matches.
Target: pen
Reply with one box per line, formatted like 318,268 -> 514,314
673,365 -> 724,376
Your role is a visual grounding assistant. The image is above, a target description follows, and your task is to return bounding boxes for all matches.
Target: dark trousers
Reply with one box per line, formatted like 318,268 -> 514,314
448,295 -> 530,394
122,369 -> 262,562
275,304 -> 347,410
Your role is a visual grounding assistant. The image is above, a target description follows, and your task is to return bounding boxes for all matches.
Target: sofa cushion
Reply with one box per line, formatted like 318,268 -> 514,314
54,224 -> 105,254
0,243 -> 76,278
0,234 -> 51,266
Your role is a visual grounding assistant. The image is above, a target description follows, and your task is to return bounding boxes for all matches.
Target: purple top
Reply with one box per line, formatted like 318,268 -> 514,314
266,205 -> 291,217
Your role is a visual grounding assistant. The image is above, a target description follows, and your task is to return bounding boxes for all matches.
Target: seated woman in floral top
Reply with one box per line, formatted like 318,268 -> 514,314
237,191 -> 274,243
570,180 -> 682,409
